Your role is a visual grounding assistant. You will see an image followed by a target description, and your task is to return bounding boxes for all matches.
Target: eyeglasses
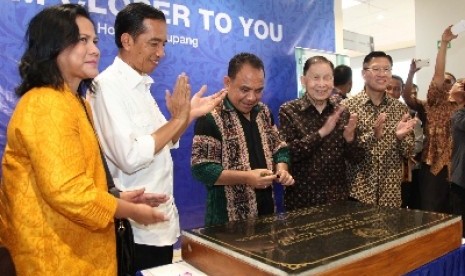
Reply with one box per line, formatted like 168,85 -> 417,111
363,67 -> 392,75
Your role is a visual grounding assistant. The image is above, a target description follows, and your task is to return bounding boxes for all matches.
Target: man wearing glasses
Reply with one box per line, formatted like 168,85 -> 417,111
341,51 -> 417,207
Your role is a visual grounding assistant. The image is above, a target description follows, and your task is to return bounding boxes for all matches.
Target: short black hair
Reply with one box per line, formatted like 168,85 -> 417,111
16,4 -> 94,96
391,75 -> 404,86
228,53 -> 264,79
334,64 -> 352,86
363,51 -> 393,68
115,3 -> 166,49
303,56 -> 334,75
445,72 -> 456,83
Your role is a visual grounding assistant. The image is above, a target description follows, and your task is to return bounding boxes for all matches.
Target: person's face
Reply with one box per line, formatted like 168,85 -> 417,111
57,16 -> 99,89
345,80 -> 353,95
301,62 -> 334,102
224,63 -> 264,116
448,80 -> 465,104
386,78 -> 402,99
444,74 -> 455,92
362,57 -> 392,93
411,87 -> 418,99
125,19 -> 167,75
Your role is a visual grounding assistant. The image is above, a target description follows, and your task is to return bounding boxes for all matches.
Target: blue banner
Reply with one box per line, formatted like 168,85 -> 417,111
0,0 -> 334,226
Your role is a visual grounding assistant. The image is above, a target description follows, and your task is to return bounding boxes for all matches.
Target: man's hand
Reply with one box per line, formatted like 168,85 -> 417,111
190,87 -> 227,121
396,113 -> 417,140
120,189 -> 170,207
131,204 -> 169,225
442,25 -> 458,43
275,170 -> 295,186
318,106 -> 345,138
140,193 -> 169,207
245,169 -> 277,189
409,59 -> 422,75
166,73 -> 191,122
343,113 -> 358,143
373,113 -> 386,139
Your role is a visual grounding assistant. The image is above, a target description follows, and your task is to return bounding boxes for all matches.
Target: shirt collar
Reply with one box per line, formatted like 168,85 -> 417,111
113,56 -> 154,90
360,90 -> 389,106
223,97 -> 262,114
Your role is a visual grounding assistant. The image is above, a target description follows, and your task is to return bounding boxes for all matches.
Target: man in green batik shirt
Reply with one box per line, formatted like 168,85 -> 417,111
191,53 -> 295,226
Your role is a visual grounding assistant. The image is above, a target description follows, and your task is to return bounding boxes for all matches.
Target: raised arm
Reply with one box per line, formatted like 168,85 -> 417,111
402,59 -> 423,111
433,26 -> 457,87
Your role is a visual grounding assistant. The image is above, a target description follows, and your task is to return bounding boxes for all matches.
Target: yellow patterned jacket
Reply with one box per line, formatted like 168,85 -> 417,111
0,87 -> 118,275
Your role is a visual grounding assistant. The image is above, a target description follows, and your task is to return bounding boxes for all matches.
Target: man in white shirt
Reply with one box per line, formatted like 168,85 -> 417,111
90,3 -> 226,271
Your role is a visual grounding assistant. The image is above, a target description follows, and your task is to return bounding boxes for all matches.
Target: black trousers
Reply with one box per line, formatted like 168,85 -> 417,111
418,164 -> 450,213
134,243 -> 173,272
401,168 -> 421,209
0,247 -> 16,276
450,183 -> 465,238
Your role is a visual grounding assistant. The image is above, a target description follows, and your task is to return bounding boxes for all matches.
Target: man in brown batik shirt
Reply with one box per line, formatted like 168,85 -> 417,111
342,51 -> 416,207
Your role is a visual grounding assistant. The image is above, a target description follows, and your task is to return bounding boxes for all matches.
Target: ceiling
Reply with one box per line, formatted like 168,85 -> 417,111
342,0 -> 415,54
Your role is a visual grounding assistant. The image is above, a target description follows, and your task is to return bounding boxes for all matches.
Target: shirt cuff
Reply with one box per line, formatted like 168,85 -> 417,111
136,134 -> 156,159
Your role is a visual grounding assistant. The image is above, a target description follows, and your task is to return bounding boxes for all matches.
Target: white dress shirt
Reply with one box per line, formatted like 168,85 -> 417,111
90,56 -> 180,246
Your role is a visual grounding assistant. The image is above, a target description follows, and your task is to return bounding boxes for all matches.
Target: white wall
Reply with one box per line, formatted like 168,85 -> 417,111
415,0 -> 465,96
334,0 -> 344,54
336,0 -> 465,100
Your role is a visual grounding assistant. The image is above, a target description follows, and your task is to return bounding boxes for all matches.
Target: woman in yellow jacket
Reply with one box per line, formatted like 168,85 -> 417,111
0,4 -> 167,275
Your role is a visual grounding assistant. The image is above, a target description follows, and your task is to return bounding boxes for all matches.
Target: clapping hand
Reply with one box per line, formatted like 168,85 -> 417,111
396,113 -> 417,140
166,73 -> 191,122
343,113 -> 358,143
318,105 -> 345,138
190,86 -> 227,121
373,113 -> 386,139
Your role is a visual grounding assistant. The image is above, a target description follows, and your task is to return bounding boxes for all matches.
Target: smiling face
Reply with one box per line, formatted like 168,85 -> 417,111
224,63 -> 264,118
56,16 -> 99,91
362,57 -> 392,93
122,18 -> 167,75
301,62 -> 334,102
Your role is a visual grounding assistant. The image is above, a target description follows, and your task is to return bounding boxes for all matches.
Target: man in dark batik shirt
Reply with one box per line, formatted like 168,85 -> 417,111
279,56 -> 359,211
191,53 -> 295,226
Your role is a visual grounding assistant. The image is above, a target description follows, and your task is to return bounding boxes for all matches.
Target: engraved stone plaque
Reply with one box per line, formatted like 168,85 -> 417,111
181,201 -> 462,275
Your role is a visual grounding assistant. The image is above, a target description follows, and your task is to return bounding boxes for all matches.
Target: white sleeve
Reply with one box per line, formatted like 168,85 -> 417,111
91,81 -> 155,174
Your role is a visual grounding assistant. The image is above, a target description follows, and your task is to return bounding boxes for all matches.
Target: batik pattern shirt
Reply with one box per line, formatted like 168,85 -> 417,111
279,94 -> 361,210
342,91 -> 414,207
191,98 -> 289,226
422,81 -> 459,176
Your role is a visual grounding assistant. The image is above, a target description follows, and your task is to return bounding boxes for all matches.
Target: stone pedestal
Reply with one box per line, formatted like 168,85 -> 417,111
181,201 -> 462,275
